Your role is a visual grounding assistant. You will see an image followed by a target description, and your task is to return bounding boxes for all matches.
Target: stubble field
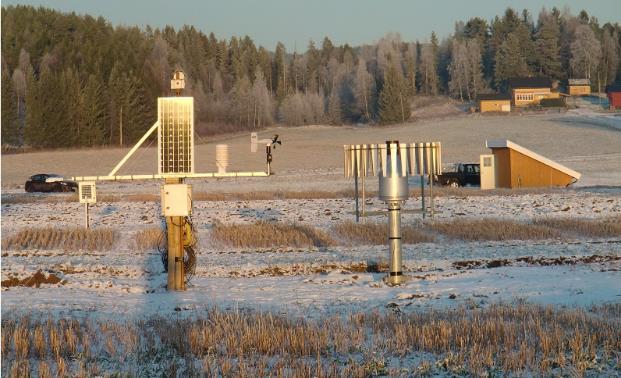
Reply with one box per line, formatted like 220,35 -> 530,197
2,111 -> 621,376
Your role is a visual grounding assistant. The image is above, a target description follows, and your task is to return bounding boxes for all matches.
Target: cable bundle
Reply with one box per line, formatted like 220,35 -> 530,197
158,216 -> 197,284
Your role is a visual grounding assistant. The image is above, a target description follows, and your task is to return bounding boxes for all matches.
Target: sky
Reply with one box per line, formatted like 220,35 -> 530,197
3,0 -> 621,50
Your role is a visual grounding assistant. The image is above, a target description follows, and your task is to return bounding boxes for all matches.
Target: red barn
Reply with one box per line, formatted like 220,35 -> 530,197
606,83 -> 621,109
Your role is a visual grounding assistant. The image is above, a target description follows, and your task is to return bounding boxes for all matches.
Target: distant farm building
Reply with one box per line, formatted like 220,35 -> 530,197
568,78 -> 591,96
486,139 -> 581,188
508,77 -> 559,107
606,83 -> 621,109
478,94 -> 511,113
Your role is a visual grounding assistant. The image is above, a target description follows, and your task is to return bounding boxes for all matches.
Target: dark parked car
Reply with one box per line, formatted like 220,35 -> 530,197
25,174 -> 78,193
436,163 -> 481,187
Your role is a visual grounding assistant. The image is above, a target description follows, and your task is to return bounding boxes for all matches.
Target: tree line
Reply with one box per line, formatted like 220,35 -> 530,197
1,5 -> 620,148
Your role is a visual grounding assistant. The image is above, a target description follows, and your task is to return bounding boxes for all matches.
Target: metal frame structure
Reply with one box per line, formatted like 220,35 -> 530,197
343,142 -> 442,219
343,141 -> 442,286
70,72 -> 276,291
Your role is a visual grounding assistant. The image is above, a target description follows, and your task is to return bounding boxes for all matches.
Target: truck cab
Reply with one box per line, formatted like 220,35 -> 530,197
436,163 -> 480,187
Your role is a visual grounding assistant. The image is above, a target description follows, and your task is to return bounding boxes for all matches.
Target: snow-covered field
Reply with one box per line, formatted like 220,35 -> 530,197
2,189 -> 620,320
2,110 -> 621,318
2,111 -> 621,375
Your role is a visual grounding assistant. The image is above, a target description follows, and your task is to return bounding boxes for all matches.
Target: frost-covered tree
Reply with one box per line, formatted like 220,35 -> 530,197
570,24 -> 601,80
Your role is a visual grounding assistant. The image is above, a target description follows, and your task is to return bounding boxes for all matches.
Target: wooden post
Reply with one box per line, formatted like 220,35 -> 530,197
166,177 -> 185,291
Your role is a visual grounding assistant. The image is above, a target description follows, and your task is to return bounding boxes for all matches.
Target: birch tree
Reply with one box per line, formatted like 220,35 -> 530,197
600,29 -> 620,85
420,44 -> 438,95
570,24 -> 601,80
449,40 -> 468,100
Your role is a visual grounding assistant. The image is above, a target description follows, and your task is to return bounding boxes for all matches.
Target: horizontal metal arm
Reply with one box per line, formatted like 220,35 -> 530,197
71,171 -> 269,182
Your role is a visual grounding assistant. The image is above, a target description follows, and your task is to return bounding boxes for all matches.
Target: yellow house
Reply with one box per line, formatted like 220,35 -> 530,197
486,139 -> 581,188
509,77 -> 559,107
478,94 -> 511,113
568,78 -> 591,96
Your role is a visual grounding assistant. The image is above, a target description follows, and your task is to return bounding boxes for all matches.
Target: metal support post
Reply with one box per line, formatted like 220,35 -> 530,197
361,163 -> 366,221
266,145 -> 272,176
354,152 -> 359,222
384,201 -> 406,286
85,203 -> 90,229
429,173 -> 434,218
421,175 -> 426,219
166,177 -> 185,291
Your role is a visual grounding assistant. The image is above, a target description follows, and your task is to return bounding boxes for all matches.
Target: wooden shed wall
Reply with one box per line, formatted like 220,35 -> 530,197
569,85 -> 591,96
480,100 -> 511,113
492,147 -> 575,188
491,148 -> 511,188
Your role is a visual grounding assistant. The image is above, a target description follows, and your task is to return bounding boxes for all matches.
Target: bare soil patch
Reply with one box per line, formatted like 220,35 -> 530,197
453,254 -> 620,270
1,271 -> 63,288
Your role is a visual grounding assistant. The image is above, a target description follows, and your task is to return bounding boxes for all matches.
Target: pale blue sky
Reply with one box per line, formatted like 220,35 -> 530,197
3,0 -> 620,50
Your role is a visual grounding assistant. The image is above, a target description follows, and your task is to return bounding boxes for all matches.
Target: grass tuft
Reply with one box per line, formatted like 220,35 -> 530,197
333,221 -> 434,245
430,218 -> 560,241
1,227 -> 117,251
132,227 -> 164,251
534,216 -> 621,238
211,221 -> 335,248
0,303 -> 619,376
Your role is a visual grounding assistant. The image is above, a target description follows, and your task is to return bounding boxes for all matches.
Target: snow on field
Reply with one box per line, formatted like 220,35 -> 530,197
2,112 -> 621,320
2,112 -> 621,190
2,190 -> 620,320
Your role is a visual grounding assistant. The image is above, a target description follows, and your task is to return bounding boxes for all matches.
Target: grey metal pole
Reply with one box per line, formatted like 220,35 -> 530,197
354,149 -> 359,223
361,150 -> 366,221
387,201 -> 404,285
421,175 -> 425,219
85,203 -> 89,229
429,172 -> 434,218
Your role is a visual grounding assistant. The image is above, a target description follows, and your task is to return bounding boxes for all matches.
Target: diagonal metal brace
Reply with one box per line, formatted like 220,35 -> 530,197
108,121 -> 159,176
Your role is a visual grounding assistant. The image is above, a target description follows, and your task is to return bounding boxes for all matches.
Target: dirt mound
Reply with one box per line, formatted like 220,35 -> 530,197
453,254 -> 620,270
1,271 -> 63,288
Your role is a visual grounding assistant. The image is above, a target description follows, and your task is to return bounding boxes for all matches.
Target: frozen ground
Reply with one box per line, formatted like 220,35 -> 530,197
2,110 -> 621,321
2,190 -> 620,320
2,111 -> 621,192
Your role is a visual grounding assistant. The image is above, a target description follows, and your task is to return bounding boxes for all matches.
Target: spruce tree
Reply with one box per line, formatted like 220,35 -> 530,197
327,83 -> 343,125
1,67 -> 19,146
379,65 -> 407,125
274,42 -> 287,101
494,33 -> 528,88
24,71 -> 42,148
535,12 -> 562,80
81,74 -> 106,146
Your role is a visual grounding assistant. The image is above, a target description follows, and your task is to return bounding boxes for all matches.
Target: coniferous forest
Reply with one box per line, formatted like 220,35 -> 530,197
1,5 -> 620,149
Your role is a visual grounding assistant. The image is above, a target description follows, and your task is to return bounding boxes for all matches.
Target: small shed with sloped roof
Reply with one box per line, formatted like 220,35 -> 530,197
478,94 -> 511,113
568,78 -> 591,96
486,139 -> 581,188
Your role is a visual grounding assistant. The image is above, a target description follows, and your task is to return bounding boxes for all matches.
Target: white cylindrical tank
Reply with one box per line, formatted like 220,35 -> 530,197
216,144 -> 229,174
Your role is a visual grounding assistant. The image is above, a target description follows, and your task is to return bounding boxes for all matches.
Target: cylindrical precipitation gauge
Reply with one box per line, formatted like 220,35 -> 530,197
216,144 -> 229,174
379,141 -> 409,202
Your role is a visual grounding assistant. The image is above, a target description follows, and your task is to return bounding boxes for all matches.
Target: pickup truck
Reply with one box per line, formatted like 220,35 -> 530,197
436,163 -> 480,187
